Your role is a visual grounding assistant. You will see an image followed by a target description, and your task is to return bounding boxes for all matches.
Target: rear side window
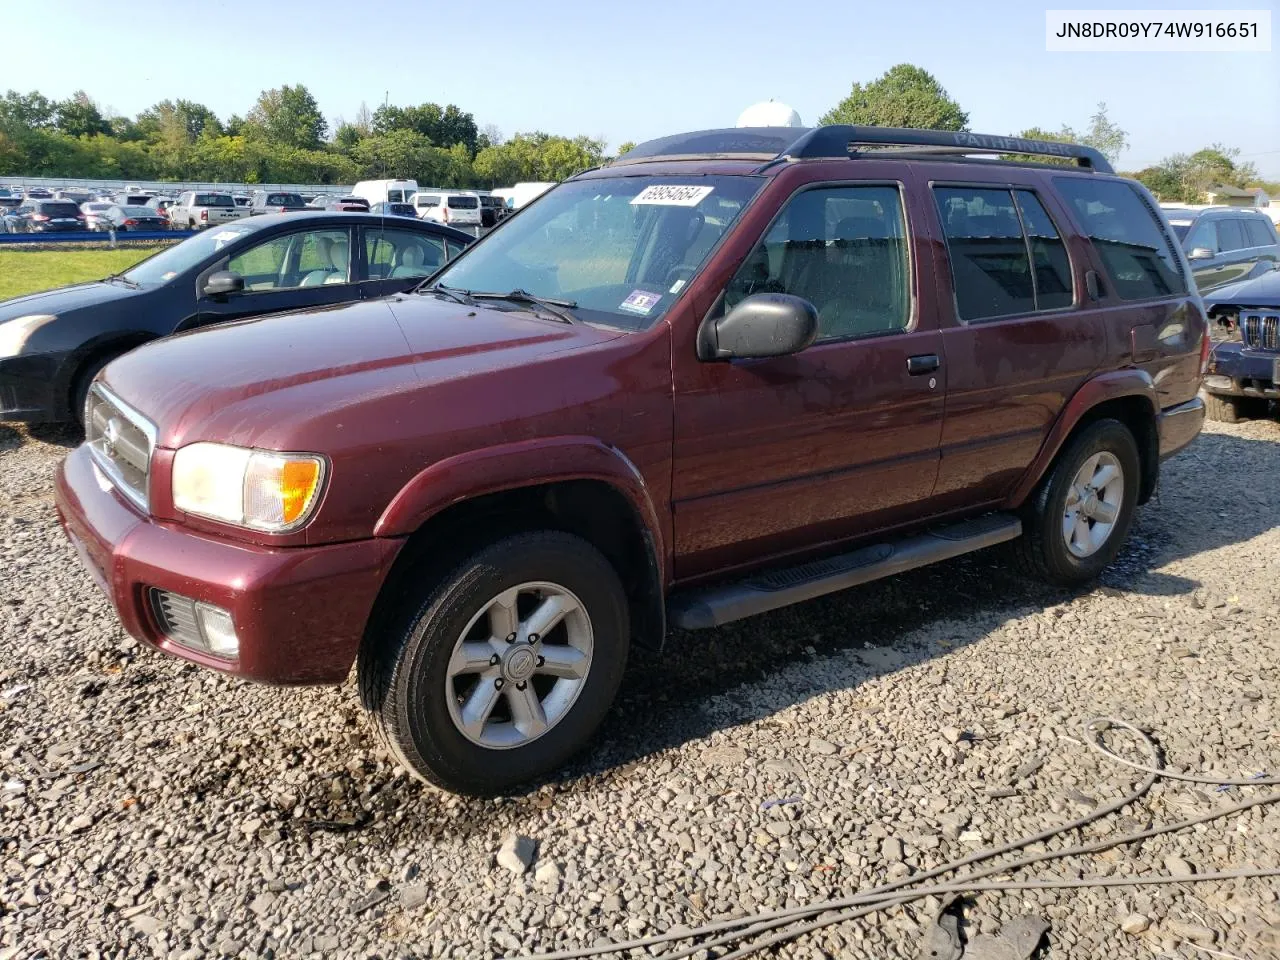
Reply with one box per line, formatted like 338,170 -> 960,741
934,187 -> 1035,321
1217,219 -> 1247,252
1245,218 -> 1277,247
1054,178 -> 1186,301
1014,191 -> 1073,311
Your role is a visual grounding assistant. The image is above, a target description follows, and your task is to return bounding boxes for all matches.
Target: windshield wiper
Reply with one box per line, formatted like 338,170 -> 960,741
104,274 -> 140,289
421,283 -> 473,305
470,289 -> 578,324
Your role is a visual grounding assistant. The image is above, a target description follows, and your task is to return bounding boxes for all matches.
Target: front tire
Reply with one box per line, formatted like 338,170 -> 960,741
1205,393 -> 1265,423
1015,419 -> 1141,587
359,531 -> 629,795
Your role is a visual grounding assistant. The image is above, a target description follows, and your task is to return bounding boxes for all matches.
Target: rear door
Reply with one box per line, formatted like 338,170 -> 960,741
670,168 -> 949,579
194,225 -> 362,326
928,178 -> 1110,509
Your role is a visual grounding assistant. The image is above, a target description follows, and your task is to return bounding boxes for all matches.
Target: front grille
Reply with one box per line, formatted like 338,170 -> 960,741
84,383 -> 155,511
150,589 -> 202,649
1241,311 -> 1279,350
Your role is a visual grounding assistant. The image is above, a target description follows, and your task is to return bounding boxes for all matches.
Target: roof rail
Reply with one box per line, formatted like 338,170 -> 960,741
614,125 -> 1114,175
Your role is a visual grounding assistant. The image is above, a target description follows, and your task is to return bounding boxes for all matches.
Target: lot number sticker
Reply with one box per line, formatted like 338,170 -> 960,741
630,185 -> 714,207
619,290 -> 663,315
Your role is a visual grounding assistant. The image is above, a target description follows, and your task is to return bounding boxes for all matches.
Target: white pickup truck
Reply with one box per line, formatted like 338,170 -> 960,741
168,191 -> 248,230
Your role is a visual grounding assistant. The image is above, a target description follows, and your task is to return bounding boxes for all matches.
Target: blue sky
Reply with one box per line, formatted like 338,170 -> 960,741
6,0 -> 1279,176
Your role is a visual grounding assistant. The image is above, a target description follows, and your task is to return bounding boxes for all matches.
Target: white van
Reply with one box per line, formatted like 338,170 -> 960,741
413,190 -> 482,227
352,179 -> 419,207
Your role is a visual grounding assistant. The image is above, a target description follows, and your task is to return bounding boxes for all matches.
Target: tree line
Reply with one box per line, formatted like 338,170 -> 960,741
0,86 -> 607,187
1,73 -> 1273,201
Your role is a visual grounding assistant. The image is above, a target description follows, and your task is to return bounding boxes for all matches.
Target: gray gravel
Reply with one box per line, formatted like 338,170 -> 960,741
2,417 -> 1279,959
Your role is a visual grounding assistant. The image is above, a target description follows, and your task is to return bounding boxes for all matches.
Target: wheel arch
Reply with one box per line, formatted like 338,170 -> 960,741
370,437 -> 668,651
58,331 -> 160,421
1007,370 -> 1161,509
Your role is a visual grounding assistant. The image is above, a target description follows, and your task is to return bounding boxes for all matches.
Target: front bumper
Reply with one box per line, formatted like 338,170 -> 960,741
0,353 -> 61,421
1205,342 -> 1279,398
1157,396 -> 1205,460
54,444 -> 402,685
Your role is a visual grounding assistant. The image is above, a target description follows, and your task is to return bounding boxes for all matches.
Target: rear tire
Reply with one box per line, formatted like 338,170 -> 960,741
358,531 -> 629,795
1014,419 -> 1141,587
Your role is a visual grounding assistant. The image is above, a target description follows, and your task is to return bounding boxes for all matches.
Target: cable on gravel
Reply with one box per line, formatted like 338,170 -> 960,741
511,717 -> 1280,960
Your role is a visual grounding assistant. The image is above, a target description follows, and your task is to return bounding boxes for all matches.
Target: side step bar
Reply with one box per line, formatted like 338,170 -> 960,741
668,513 -> 1022,630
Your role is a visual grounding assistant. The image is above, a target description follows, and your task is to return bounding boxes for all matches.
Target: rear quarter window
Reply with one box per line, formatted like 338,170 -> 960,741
1054,178 -> 1187,301
1244,218 -> 1277,248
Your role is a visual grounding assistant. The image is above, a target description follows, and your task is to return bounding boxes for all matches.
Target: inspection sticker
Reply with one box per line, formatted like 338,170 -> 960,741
619,289 -> 663,314
630,185 -> 714,207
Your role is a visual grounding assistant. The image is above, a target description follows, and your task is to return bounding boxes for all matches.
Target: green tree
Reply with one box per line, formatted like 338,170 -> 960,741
372,101 -> 478,154
55,91 -> 111,138
245,85 -> 327,149
1077,102 -> 1127,163
0,90 -> 56,130
616,140 -> 637,156
820,64 -> 968,131
333,122 -> 364,151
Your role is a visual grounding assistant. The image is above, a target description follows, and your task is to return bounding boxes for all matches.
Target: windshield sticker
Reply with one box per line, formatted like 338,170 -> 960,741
210,230 -> 241,242
630,185 -> 714,207
669,278 -> 687,294
619,290 -> 662,315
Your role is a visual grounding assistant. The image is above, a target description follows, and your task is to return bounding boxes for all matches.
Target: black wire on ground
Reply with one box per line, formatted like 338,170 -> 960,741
510,717 -> 1280,960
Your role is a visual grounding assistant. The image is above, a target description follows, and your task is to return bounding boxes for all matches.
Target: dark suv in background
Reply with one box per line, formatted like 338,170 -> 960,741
56,125 -> 1207,794
9,199 -> 86,232
1162,206 -> 1279,293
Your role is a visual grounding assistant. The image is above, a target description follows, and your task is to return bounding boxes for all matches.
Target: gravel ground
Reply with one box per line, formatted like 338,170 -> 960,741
2,417 -> 1278,960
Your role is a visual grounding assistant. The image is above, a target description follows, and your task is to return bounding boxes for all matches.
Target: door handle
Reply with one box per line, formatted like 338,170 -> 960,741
906,354 -> 940,376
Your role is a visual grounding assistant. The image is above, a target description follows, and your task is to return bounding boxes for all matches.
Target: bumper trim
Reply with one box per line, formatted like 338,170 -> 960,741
1158,396 -> 1205,461
55,444 -> 403,685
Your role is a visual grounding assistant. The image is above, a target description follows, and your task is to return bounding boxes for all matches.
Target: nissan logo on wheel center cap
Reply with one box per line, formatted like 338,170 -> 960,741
503,646 -> 537,682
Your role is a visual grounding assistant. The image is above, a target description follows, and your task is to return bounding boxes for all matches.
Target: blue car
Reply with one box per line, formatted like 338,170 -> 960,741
1202,267 -> 1280,422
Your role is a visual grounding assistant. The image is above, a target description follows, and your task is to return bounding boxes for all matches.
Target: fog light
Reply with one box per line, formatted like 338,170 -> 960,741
194,602 -> 240,658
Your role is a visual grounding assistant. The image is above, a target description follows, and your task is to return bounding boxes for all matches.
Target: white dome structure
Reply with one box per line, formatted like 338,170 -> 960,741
736,100 -> 803,128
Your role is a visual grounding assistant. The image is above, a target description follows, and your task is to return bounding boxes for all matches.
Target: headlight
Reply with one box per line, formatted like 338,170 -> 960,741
172,442 -> 326,532
0,314 -> 57,356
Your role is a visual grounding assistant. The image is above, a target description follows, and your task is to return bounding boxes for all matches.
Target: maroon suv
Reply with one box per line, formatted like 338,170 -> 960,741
54,125 -> 1207,794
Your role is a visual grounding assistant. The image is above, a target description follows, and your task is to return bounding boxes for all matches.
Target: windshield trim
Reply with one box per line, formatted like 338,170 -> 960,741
429,172 -> 769,332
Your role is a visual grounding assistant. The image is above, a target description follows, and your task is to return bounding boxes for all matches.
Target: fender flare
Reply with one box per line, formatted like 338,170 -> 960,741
373,435 -> 669,585
1004,369 -> 1159,509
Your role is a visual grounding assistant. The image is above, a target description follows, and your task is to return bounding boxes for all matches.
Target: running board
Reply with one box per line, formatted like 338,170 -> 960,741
668,513 -> 1022,630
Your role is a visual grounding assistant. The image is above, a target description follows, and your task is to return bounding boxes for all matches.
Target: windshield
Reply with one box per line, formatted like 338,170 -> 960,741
40,202 -> 81,217
434,175 -> 764,330
446,195 -> 478,209
123,222 -> 263,286
195,193 -> 234,207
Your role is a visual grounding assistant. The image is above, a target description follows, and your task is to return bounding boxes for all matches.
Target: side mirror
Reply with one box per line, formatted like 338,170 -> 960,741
203,271 -> 244,298
698,293 -> 819,361
1188,247 -> 1215,261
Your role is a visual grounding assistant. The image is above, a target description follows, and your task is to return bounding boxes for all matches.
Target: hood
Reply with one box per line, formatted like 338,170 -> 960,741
103,294 -> 623,449
0,280 -> 138,321
1203,268 -> 1280,309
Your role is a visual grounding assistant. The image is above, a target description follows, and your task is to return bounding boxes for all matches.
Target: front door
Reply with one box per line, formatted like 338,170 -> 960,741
670,179 -> 946,580
196,226 -> 360,325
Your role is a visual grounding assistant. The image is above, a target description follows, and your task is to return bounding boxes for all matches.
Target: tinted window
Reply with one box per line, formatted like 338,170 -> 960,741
366,227 -> 447,280
447,195 -> 478,209
1015,191 -> 1074,310
1169,223 -> 1190,240
1055,178 -> 1186,300
725,185 -> 910,342
194,193 -> 234,207
1245,218 -> 1277,247
935,187 -> 1034,321
39,201 -> 81,217
417,196 -> 440,207
1217,219 -> 1247,252
120,206 -> 155,216
265,193 -> 304,206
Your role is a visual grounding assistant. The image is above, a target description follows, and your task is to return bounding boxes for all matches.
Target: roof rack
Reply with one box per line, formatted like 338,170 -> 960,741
614,125 -> 1114,175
